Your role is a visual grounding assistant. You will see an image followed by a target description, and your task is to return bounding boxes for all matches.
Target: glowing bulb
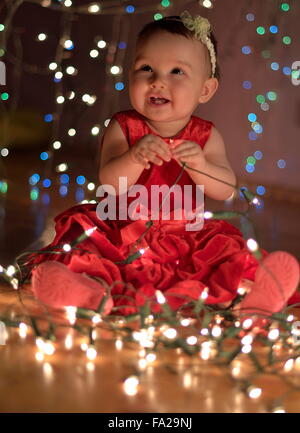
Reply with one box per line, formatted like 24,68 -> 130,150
211,326 -> 222,338
55,71 -> 63,79
49,62 -> 57,70
200,341 -> 212,360
145,353 -> 156,363
87,183 -> 95,191
115,338 -> 123,351
88,3 -> 101,13
203,0 -> 212,7
200,287 -> 209,300
19,322 -> 28,339
163,328 -> 177,339
36,337 -> 45,351
91,126 -> 100,135
92,314 -> 102,325
67,91 -> 75,100
90,49 -> 99,58
63,243 -> 71,252
247,238 -> 258,252
64,0 -> 72,7
56,96 -> 65,104
237,286 -> 247,296
63,39 -> 73,49
284,358 -> 294,372
66,66 -> 76,75
85,226 -> 97,236
200,328 -> 209,336
35,351 -> 44,362
110,65 -> 121,75
123,376 -> 139,396
44,341 -> 55,355
241,335 -> 253,345
186,335 -> 197,345
65,333 -> 73,349
38,33 -> 47,41
273,407 -> 285,413
241,344 -> 252,354
287,315 -> 294,322
6,265 -> 16,276
97,40 -> 107,49
242,318 -> 253,329
181,318 -> 191,327
139,349 -> 146,358
81,342 -> 88,351
68,128 -> 76,136
204,211 -> 213,219
87,95 -> 97,105
138,359 -> 147,369
248,386 -> 262,399
268,329 -> 280,341
155,290 -> 166,304
86,345 -> 97,360
53,141 -> 61,150
82,94 -> 90,102
57,163 -> 68,172
11,278 -> 18,290
65,306 -> 77,324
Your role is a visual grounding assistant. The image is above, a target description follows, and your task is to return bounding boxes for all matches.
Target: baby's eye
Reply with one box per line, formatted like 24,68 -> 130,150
172,68 -> 184,75
140,65 -> 152,72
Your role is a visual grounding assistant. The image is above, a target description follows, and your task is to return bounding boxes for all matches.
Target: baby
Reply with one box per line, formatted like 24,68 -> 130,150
31,12 -> 300,318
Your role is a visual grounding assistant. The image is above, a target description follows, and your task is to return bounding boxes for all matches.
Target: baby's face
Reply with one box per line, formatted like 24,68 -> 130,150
129,31 -> 211,125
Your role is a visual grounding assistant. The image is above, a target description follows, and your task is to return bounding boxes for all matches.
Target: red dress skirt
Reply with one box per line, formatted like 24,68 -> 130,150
28,110 -> 295,314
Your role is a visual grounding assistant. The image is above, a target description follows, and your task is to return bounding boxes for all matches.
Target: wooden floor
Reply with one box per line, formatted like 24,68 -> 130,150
0,150 -> 300,413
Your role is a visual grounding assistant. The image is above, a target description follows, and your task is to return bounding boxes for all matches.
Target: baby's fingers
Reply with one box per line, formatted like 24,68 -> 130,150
149,141 -> 171,162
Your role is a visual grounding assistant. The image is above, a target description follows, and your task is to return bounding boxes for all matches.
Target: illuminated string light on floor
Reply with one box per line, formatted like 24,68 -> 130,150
86,345 -> 97,361
123,376 -> 139,396
247,386 -> 262,399
19,323 -> 28,339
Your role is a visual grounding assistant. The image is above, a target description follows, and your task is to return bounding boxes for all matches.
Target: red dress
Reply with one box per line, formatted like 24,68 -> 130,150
27,109 -> 271,314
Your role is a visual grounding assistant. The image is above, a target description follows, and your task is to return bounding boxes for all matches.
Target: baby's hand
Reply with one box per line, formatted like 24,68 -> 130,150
130,134 -> 172,169
171,139 -> 206,170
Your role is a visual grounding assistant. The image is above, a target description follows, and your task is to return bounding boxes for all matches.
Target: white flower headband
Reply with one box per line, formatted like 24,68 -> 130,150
178,10 -> 217,78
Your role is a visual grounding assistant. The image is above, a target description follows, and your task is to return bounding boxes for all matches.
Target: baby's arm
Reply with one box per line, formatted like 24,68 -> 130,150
99,119 -> 171,195
99,119 -> 145,195
187,126 -> 237,201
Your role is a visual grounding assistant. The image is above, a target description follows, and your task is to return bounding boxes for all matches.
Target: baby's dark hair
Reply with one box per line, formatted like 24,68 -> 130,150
136,15 -> 220,80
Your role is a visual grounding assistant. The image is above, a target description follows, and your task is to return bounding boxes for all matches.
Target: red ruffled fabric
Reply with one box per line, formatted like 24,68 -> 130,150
26,110 -> 300,313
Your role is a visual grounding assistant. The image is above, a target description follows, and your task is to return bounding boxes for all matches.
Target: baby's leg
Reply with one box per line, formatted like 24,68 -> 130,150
234,251 -> 299,316
32,261 -> 113,313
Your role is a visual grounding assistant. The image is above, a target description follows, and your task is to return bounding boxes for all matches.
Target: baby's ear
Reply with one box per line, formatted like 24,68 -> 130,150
198,78 -> 219,104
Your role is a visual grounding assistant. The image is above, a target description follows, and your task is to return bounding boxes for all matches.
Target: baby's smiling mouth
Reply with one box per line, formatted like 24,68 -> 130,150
149,97 -> 170,105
